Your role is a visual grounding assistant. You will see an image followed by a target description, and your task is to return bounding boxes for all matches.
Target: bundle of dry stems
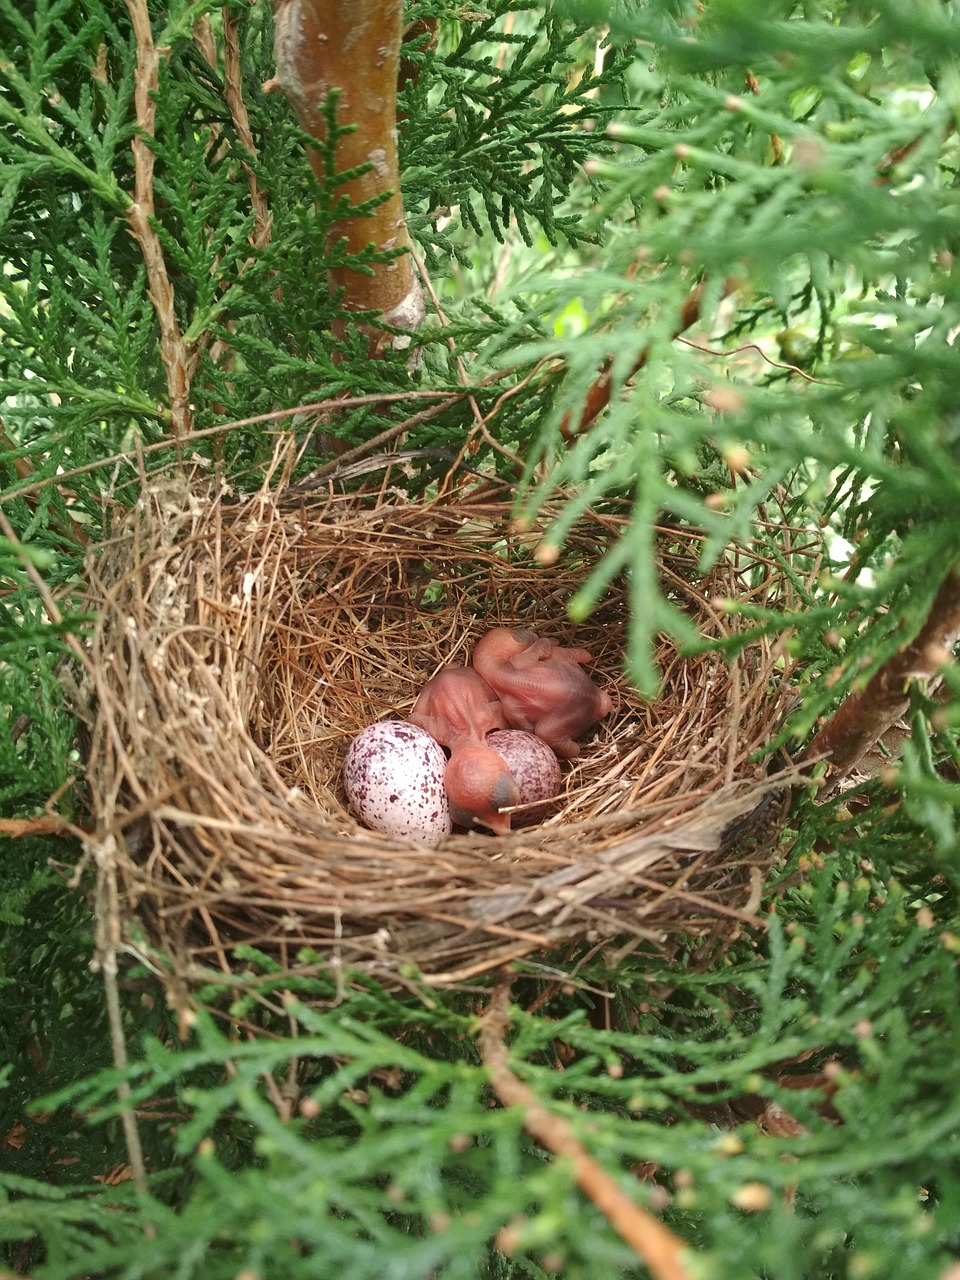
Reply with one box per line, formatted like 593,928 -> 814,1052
79,441 -> 810,989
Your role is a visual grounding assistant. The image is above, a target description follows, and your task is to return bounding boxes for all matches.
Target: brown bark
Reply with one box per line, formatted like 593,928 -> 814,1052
803,567 -> 960,782
273,0 -> 424,351
124,0 -> 197,440
0,816 -> 73,838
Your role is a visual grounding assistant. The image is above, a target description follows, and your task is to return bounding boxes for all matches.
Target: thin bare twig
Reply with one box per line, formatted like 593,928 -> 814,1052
1,424 -> 89,546
478,983 -> 692,1280
3,389 -> 496,502
676,336 -> 841,385
560,279 -> 731,440
92,836 -> 151,1205
0,507 -> 88,672
408,241 -> 526,481
124,0 -> 196,439
221,9 -> 272,248
194,10 -> 276,376
0,815 -> 75,837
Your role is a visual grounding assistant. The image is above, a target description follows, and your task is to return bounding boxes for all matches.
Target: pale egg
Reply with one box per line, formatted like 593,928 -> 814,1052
486,729 -> 562,824
342,720 -> 452,846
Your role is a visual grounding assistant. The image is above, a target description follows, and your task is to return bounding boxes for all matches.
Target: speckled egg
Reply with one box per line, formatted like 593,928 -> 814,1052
343,720 -> 452,846
486,729 -> 562,824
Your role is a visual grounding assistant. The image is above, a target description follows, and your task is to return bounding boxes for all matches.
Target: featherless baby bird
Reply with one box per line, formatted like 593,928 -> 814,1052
409,665 -> 505,746
410,666 -> 519,836
472,627 -> 614,759
442,741 -> 520,837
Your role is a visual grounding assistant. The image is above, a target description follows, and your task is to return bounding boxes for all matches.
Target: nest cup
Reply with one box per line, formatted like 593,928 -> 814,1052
82,454 -> 801,989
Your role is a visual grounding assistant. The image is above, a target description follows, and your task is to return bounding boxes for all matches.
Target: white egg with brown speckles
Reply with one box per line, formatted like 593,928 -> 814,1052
343,720 -> 452,846
486,729 -> 562,824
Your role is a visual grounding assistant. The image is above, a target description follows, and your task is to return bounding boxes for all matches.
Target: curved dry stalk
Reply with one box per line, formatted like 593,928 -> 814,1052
479,984 -> 692,1280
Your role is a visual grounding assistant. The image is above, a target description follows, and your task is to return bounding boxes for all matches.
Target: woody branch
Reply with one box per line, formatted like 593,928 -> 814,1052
272,0 -> 425,353
124,0 -> 197,440
803,566 -> 960,782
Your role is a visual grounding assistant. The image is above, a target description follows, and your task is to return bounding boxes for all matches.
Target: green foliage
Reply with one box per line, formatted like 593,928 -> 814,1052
2,0 -> 960,1277
401,1 -> 622,251
8,870 -> 960,1279
492,0 -> 960,689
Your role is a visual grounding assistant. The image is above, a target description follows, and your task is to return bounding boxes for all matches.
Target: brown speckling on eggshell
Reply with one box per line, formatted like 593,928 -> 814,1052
343,720 -> 452,846
486,729 -> 562,825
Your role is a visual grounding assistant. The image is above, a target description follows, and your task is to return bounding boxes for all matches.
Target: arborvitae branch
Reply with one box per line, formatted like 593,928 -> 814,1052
559,279 -> 726,441
123,0 -> 197,440
272,0 -> 424,353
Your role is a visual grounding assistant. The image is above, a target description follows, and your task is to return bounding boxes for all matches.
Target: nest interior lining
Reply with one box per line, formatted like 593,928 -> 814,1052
82,461 -> 806,986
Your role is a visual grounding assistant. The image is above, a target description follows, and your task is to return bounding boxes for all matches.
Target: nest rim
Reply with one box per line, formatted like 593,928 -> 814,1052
80,453 -> 811,988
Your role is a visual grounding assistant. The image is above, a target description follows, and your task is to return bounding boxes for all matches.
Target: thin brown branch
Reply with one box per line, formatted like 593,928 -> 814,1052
407,240 -> 525,484
0,426 -> 32,480
0,506 -> 90,674
0,424 -> 89,545
4,389 -> 503,502
93,835 -> 151,1205
478,983 -> 693,1280
194,10 -> 276,381
0,815 -> 74,838
273,0 -> 424,351
676,336 -> 840,385
745,73 -> 782,163
560,279 -> 730,441
221,8 -> 273,248
398,17 -> 438,101
803,566 -> 960,781
124,0 -> 196,439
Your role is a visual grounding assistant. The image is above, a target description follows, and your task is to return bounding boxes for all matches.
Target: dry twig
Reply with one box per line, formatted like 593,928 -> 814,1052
0,816 -> 75,838
479,983 -> 692,1280
124,0 -> 198,439
559,280 -> 731,440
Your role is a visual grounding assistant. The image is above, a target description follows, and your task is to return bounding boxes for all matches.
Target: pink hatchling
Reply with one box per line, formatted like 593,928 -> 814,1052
410,666 -> 519,836
472,627 -> 613,759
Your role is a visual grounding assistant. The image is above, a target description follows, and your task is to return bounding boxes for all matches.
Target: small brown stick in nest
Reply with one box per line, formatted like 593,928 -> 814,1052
479,983 -> 693,1280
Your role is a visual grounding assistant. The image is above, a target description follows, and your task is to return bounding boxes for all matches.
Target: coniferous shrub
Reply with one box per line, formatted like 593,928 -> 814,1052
2,2 -> 960,1278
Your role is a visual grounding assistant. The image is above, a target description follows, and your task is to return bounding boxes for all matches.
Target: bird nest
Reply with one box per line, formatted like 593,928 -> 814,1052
79,449 -> 808,990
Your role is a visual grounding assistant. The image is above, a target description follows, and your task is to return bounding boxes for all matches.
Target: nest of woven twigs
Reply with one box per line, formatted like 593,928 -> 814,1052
80,447 -> 806,989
